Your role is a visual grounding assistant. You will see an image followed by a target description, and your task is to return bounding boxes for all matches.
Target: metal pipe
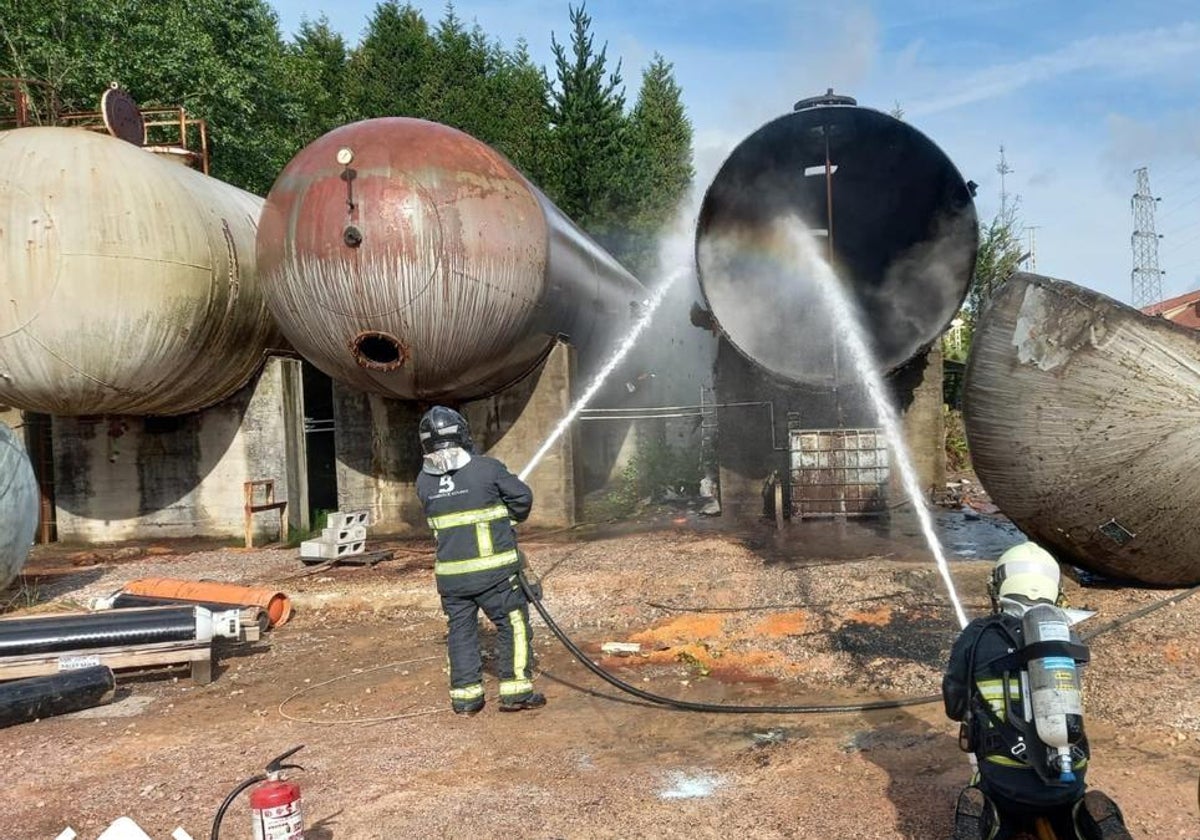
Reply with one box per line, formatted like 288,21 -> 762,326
695,94 -> 977,388
117,578 -> 291,627
0,665 -> 115,728
0,606 -> 239,656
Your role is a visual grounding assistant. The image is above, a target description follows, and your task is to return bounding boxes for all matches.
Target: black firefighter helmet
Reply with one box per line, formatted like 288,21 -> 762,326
418,406 -> 473,455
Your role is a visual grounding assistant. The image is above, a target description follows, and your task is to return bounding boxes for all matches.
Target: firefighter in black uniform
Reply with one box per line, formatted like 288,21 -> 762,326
944,542 -> 1132,839
415,406 -> 546,716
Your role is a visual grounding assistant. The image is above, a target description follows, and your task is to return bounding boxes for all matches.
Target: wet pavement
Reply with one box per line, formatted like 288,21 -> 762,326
747,507 -> 1025,566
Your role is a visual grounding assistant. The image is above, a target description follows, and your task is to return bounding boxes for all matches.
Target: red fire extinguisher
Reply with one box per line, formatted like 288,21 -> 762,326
210,745 -> 305,840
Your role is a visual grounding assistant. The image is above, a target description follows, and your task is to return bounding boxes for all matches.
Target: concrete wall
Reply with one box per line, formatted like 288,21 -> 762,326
333,342 -> 579,534
712,337 -> 945,521
52,357 -> 306,543
576,263 -> 718,492
331,384 -> 425,535
466,341 -> 577,528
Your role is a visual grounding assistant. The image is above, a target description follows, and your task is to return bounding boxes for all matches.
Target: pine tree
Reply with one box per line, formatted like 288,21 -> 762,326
627,54 -> 693,226
285,16 -> 350,146
345,1 -> 433,120
488,39 -> 553,184
546,4 -> 628,231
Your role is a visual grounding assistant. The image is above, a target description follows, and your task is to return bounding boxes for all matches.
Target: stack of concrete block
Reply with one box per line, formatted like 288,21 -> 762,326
300,509 -> 370,561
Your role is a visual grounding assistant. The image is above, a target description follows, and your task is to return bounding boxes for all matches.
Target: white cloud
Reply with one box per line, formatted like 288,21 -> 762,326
907,22 -> 1200,117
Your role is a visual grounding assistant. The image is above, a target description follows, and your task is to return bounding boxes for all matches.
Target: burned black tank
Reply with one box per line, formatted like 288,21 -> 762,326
695,92 -> 978,387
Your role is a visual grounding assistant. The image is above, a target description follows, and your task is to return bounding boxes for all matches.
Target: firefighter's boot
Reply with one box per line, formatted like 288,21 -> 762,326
499,692 -> 546,712
952,786 -> 988,840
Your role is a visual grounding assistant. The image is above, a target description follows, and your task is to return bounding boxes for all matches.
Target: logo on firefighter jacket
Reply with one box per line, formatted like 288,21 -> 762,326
438,475 -> 455,494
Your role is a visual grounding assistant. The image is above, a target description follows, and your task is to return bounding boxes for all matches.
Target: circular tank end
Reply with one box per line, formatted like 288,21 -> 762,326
351,331 -> 407,371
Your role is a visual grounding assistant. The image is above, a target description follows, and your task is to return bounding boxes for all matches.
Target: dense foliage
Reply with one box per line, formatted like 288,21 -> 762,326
0,0 -> 695,277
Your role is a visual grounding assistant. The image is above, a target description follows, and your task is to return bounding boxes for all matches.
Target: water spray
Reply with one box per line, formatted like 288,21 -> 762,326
777,217 -> 969,628
518,269 -> 684,482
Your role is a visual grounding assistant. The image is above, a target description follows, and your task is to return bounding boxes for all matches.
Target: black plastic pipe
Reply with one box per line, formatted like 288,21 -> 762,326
0,606 -> 198,656
0,665 -> 116,727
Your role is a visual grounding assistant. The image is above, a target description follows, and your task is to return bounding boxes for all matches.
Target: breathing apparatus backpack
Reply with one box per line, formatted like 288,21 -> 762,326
969,603 -> 1091,788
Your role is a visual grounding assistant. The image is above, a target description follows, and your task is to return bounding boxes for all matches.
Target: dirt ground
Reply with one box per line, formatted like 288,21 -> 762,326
2,507 -> 1199,840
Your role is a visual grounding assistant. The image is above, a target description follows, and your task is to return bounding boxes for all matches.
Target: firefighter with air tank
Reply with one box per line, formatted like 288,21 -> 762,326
944,542 -> 1133,839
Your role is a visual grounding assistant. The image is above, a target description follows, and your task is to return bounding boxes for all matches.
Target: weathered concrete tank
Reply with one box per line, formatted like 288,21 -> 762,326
0,127 -> 282,415
257,117 -> 646,402
696,93 -> 978,386
0,424 -> 37,590
965,273 -> 1200,586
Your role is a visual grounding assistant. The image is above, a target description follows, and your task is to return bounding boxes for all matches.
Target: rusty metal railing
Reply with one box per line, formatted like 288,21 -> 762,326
0,77 -> 59,129
1,77 -> 210,173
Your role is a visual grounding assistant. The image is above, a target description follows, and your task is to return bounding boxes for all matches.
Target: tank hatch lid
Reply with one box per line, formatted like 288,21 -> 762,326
101,84 -> 145,146
793,89 -> 858,111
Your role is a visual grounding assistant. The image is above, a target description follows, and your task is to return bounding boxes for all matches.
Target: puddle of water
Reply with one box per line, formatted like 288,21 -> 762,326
659,770 -> 726,800
763,509 -> 1025,565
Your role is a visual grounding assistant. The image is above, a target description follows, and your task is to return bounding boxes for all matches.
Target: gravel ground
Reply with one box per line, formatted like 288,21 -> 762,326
1,515 -> 1198,839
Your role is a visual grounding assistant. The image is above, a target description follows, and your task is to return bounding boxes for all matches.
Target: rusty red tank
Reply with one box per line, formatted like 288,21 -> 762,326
257,118 -> 645,402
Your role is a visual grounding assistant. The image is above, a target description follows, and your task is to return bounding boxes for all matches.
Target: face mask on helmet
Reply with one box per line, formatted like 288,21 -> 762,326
988,541 -> 1063,612
418,406 -> 473,455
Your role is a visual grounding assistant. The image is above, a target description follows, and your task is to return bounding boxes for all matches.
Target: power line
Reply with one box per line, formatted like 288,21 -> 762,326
1130,166 -> 1165,308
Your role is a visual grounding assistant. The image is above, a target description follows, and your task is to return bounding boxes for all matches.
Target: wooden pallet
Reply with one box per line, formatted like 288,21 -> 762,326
0,639 -> 214,684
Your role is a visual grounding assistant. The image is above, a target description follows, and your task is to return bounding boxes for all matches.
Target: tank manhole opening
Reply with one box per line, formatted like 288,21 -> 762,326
352,331 -> 407,371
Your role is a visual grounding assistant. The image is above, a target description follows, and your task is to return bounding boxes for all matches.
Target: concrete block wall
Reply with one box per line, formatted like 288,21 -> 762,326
52,357 -> 306,543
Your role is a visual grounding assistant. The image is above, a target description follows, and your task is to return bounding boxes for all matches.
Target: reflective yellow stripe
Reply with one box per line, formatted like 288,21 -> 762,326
499,678 -> 534,696
450,683 -> 484,700
435,550 -> 519,576
428,505 -> 509,530
476,521 -> 494,556
985,755 -> 1028,768
510,608 -> 528,679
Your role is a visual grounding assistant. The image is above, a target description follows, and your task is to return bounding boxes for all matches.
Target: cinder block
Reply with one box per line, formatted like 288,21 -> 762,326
300,539 -> 366,559
322,525 -> 367,544
325,509 -> 371,531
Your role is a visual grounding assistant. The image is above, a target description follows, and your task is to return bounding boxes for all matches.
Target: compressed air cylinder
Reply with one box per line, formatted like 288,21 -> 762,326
1021,603 -> 1084,781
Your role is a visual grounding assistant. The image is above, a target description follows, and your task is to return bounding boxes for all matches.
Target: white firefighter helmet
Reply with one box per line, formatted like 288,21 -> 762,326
990,541 -> 1061,607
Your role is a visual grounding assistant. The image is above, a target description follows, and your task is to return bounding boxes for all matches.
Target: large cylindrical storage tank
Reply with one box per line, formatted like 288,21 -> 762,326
257,117 -> 645,402
0,127 -> 282,415
965,272 -> 1200,586
696,94 -> 978,386
0,424 -> 37,590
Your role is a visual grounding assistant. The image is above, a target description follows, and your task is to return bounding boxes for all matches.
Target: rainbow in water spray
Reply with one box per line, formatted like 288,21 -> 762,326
518,270 -> 684,482
776,216 -> 970,629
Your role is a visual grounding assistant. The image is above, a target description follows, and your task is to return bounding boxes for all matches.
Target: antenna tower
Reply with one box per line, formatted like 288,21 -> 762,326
1025,225 -> 1040,271
997,146 -> 1013,217
1130,167 -> 1164,308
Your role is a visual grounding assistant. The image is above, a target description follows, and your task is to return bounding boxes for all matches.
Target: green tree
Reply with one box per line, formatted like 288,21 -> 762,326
968,205 -> 1026,317
546,4 -> 628,231
285,15 -> 350,146
487,39 -> 553,184
345,1 -> 433,120
419,5 -> 497,136
942,204 -> 1026,361
621,53 -> 693,275
0,0 -> 297,194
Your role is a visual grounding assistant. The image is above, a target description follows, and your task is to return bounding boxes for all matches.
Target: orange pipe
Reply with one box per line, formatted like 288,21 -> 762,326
121,578 -> 292,627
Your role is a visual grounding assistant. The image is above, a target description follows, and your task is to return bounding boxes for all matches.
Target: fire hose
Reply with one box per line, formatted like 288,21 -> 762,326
518,567 -> 1200,716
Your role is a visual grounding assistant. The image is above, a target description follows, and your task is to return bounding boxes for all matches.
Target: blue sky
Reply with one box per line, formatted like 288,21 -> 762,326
271,0 -> 1200,306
